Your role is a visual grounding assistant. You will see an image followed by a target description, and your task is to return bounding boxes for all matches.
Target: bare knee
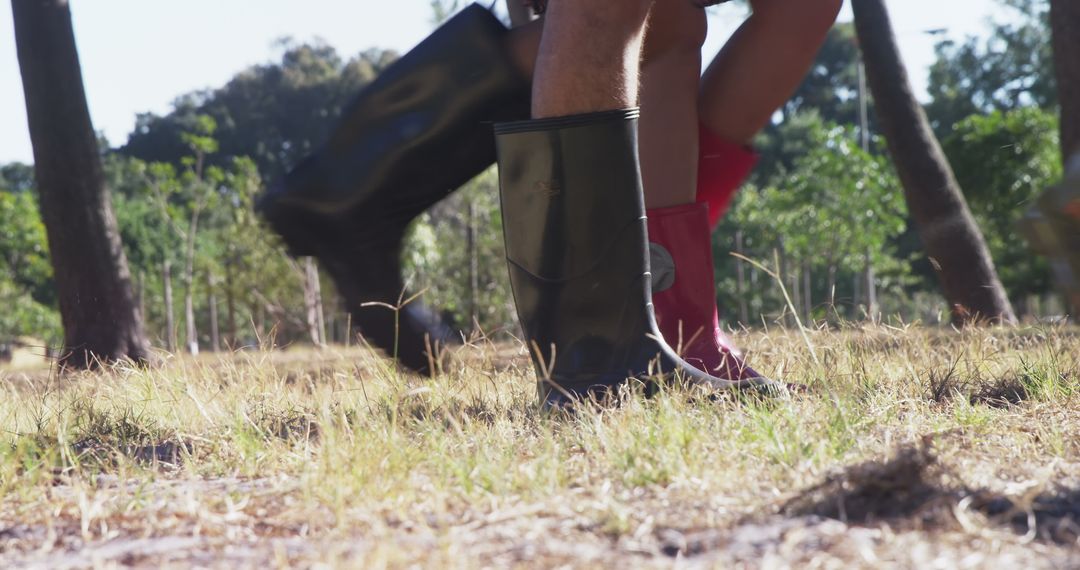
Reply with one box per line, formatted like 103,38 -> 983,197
643,0 -> 708,63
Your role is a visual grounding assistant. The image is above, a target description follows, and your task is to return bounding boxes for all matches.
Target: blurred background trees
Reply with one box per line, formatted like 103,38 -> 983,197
1,0 -> 1070,355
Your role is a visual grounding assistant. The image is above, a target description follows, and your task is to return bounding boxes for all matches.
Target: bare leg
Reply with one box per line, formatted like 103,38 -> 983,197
505,2 -> 704,207
531,0 -> 653,118
700,0 -> 842,143
639,1 -> 707,208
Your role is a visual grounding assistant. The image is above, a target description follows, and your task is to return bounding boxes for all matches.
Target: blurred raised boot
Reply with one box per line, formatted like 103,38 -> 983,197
1030,155 -> 1080,313
647,202 -> 765,380
257,5 -> 530,374
494,109 -> 782,407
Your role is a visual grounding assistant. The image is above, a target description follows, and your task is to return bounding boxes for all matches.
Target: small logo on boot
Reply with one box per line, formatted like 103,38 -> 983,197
650,242 -> 676,293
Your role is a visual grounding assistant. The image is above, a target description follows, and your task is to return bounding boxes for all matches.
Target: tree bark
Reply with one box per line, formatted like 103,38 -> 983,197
163,260 -> 176,351
303,257 -> 324,346
852,0 -> 1016,325
255,302 -> 266,342
864,249 -> 877,320
184,285 -> 198,355
1051,0 -> 1080,163
224,258 -> 237,348
735,230 -> 749,325
207,272 -> 220,352
803,260 -> 813,323
183,209 -> 201,355
12,0 -> 150,367
137,270 -> 146,323
791,265 -> 802,325
326,307 -> 337,345
467,200 -> 479,329
853,265 -> 862,315
827,261 -> 837,313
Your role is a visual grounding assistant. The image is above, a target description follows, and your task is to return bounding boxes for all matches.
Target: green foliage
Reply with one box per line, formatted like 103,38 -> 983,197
179,114 -> 220,165
0,190 -> 60,342
110,119 -> 311,348
716,114 -> 910,323
121,43 -> 395,180
3,9 -> 1066,347
0,280 -> 61,344
402,168 -> 516,334
0,191 -> 52,304
925,0 -> 1055,133
942,107 -> 1062,303
772,123 -> 906,269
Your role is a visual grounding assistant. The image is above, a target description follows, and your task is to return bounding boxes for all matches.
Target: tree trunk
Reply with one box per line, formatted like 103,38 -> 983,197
12,0 -> 149,368
315,269 -> 326,345
853,265 -> 862,316
827,261 -> 837,315
137,270 -> 146,324
506,0 -> 534,26
852,0 -> 1016,325
802,260 -> 813,323
255,302 -> 266,341
467,200 -> 479,329
735,230 -> 749,325
207,272 -> 220,352
1051,0 -> 1080,163
224,258 -> 237,348
791,264 -> 802,323
183,211 -> 201,355
344,307 -> 352,348
326,308 -> 337,345
303,257 -> 323,346
163,260 -> 176,351
184,288 -> 198,355
864,249 -> 878,320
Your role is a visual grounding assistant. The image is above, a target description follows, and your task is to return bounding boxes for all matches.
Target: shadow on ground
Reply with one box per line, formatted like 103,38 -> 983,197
657,437 -> 1080,562
779,439 -> 1080,546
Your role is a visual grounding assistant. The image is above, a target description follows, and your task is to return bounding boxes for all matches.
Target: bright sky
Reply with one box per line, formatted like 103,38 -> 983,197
0,0 -> 1015,164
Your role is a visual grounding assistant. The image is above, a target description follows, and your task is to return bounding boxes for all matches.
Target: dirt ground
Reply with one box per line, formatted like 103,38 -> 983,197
0,328 -> 1077,568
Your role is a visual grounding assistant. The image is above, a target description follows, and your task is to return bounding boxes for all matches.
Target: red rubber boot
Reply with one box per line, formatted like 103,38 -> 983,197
667,124 -> 759,361
696,124 -> 759,228
647,202 -> 763,380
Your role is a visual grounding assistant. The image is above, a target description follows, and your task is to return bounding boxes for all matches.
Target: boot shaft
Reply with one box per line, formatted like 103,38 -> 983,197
280,4 -> 530,219
496,110 -> 658,399
647,202 -> 759,380
494,110 -> 779,405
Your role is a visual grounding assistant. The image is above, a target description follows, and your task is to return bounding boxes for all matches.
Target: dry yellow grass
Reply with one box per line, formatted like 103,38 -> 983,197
0,325 -> 1077,568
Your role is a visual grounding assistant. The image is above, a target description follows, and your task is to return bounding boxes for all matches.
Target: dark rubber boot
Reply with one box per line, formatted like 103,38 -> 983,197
257,4 -> 530,374
494,110 -> 783,407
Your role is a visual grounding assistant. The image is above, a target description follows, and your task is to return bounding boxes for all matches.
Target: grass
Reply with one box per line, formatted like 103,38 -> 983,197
0,324 -> 1077,568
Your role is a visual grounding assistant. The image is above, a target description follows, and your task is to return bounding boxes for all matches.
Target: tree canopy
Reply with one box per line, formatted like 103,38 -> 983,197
0,0 -> 1070,350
